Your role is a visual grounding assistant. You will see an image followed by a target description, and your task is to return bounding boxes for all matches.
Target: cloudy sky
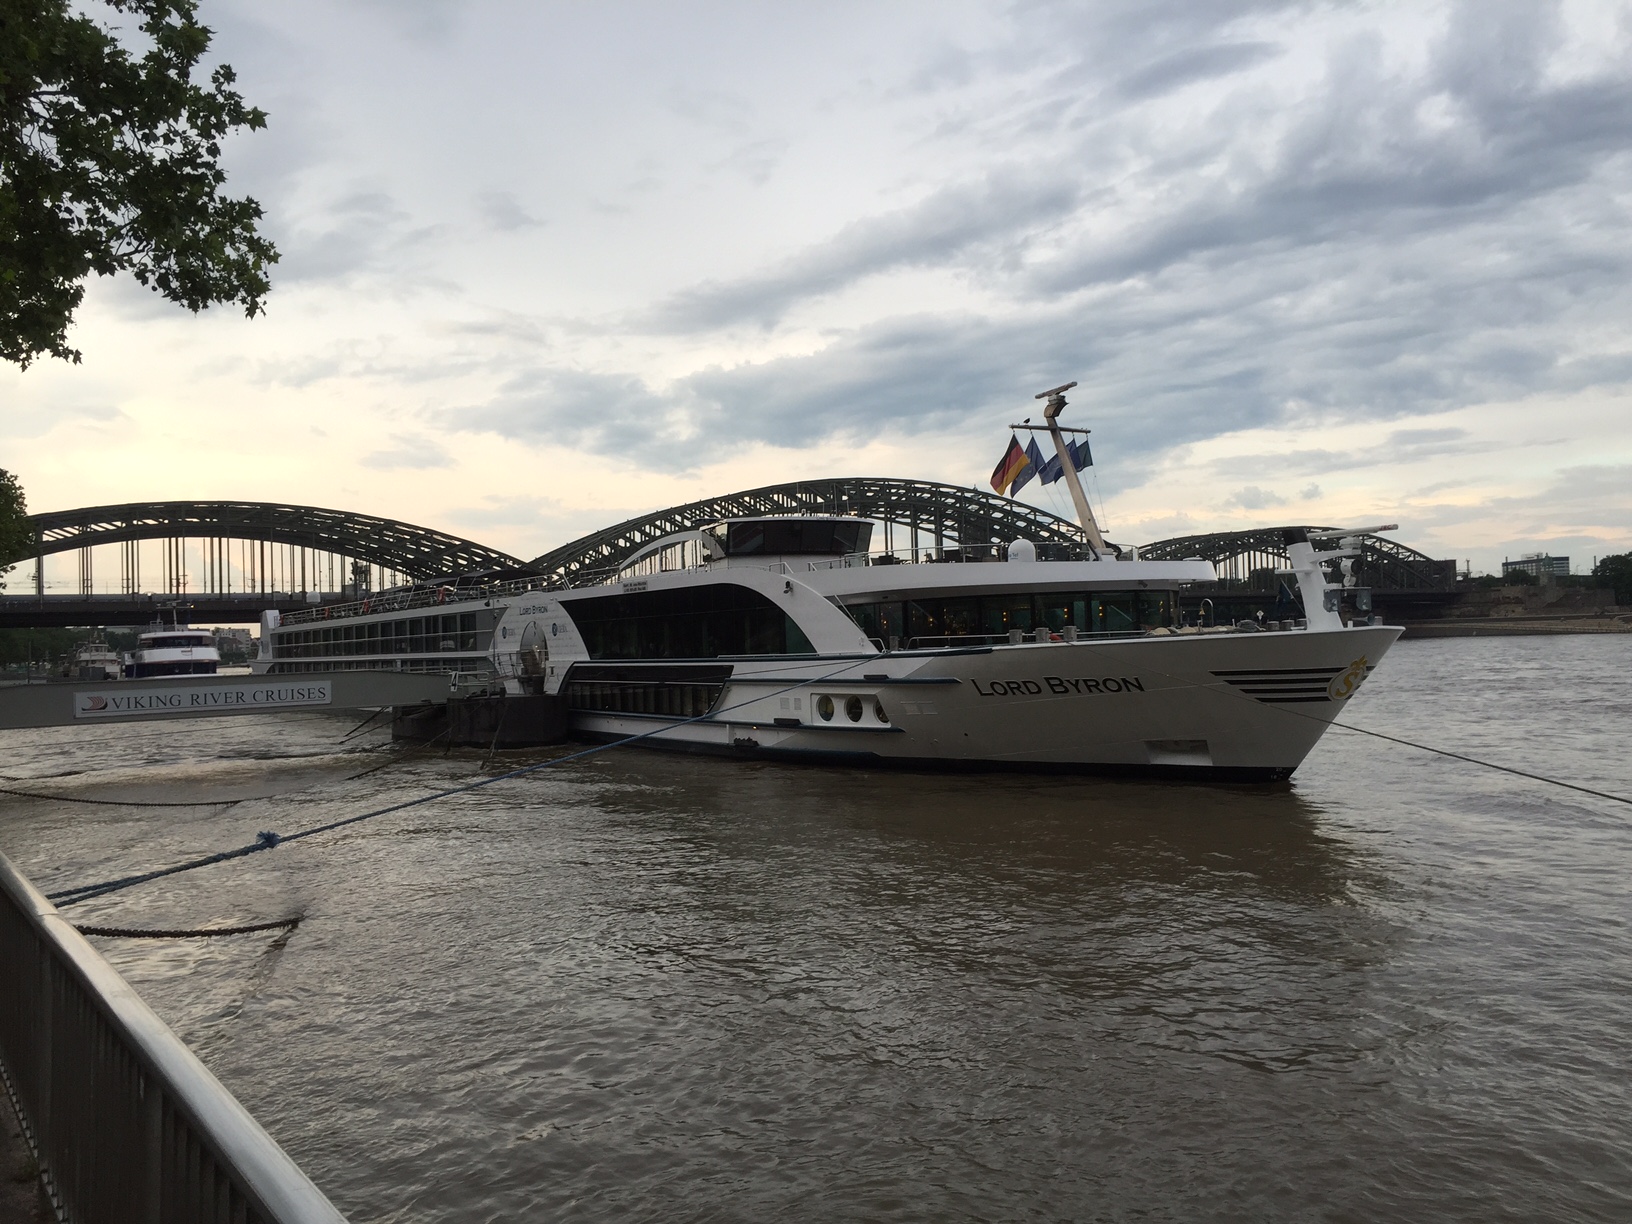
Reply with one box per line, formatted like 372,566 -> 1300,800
6,0 -> 1632,583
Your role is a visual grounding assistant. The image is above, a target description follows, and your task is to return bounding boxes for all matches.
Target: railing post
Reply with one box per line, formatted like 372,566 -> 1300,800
32,928 -> 53,1204
142,1068 -> 163,1224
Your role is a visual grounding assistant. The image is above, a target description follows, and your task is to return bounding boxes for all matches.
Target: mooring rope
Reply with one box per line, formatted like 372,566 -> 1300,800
339,726 -> 450,781
0,786 -> 244,808
1327,721 -> 1632,806
46,660 -> 876,908
74,917 -> 301,939
339,706 -> 393,742
1063,634 -> 1632,808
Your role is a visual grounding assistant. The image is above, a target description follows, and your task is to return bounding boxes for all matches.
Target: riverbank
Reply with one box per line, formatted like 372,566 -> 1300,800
1401,615 -> 1632,637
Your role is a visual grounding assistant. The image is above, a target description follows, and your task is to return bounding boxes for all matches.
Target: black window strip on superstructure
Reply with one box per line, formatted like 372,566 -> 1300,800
844,590 -> 1179,644
561,584 -> 814,660
564,679 -> 725,718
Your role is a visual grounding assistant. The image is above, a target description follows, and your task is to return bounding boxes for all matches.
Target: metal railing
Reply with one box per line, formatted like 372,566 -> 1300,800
275,568 -> 620,627
900,628 -> 1153,650
274,540 -> 1124,629
0,851 -> 347,1224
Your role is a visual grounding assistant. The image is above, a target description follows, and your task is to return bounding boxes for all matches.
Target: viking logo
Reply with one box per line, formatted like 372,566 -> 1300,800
1327,656 -> 1370,701
83,695 -> 109,712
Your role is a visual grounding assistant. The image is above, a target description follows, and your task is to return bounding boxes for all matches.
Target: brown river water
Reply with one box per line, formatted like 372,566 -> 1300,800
2,635 -> 1629,1222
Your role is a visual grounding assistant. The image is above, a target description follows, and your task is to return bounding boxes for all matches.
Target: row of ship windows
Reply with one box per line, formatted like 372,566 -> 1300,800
565,681 -> 724,717
129,661 -> 219,677
565,685 -> 890,726
274,613 -> 485,658
569,587 -> 817,660
263,658 -> 490,674
846,591 -> 1177,643
269,587 -> 1178,667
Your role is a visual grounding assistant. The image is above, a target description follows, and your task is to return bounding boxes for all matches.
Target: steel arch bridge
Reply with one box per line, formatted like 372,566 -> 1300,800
17,501 -> 525,596
1137,527 -> 1457,591
528,477 -> 1089,583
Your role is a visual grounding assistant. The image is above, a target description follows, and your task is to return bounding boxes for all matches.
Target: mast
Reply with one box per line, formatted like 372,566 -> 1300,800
1034,382 -> 1108,557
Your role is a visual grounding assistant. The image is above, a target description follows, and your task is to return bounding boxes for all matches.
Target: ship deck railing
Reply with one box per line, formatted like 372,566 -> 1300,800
897,628 -> 1152,651
802,542 -> 1103,570
276,542 -> 1122,630
275,569 -> 615,628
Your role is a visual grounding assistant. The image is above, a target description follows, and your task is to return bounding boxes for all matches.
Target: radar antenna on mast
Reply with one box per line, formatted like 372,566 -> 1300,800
1035,381 -> 1077,417
1027,381 -> 1106,556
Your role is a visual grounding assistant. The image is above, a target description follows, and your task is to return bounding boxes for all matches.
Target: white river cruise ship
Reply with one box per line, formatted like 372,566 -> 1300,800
255,388 -> 1400,780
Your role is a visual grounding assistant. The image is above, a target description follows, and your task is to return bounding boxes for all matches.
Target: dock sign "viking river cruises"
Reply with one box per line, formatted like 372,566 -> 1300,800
74,683 -> 333,719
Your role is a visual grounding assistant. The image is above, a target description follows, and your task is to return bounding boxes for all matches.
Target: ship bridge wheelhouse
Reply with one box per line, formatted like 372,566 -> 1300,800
706,516 -> 874,566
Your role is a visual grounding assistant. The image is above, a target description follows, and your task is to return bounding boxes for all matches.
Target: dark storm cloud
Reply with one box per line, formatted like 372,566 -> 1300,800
450,1 -> 1632,484
274,191 -> 451,286
641,172 -> 1083,332
1212,428 -> 1496,478
1114,41 -> 1283,100
458,369 -> 679,457
451,313 -> 1057,468
1225,485 -> 1287,510
1037,27 -> 1632,295
476,191 -> 545,233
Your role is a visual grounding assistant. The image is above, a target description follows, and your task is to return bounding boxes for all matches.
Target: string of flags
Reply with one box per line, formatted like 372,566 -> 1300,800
989,433 -> 1092,495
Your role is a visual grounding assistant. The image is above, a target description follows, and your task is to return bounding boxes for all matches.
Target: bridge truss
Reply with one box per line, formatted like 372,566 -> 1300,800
11,501 -> 525,599
3,487 -> 1463,633
527,477 -> 1089,584
1137,527 -> 1457,592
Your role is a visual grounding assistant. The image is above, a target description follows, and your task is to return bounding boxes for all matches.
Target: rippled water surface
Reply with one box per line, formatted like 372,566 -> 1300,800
3,636 -> 1630,1222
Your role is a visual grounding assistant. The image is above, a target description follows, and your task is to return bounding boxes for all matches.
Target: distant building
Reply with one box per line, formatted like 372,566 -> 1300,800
213,627 -> 255,658
1503,554 -> 1570,580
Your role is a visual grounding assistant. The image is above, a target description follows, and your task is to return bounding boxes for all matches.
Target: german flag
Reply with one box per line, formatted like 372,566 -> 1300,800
989,433 -> 1030,494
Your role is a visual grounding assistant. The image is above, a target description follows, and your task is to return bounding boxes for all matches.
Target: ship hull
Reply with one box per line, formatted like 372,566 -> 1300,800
562,625 -> 1400,779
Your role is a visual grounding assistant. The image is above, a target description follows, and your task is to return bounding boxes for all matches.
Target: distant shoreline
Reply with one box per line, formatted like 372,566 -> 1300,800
1399,617 -> 1632,638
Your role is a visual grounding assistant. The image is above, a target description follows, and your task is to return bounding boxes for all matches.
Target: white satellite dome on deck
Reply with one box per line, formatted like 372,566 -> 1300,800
1008,538 -> 1037,563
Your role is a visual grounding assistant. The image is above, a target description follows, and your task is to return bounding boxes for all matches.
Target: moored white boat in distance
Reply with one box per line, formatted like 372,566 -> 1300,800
68,637 -> 123,681
256,384 -> 1402,780
125,626 -> 221,679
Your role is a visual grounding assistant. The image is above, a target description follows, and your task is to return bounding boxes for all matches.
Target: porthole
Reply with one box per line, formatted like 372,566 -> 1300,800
874,699 -> 888,724
817,694 -> 835,721
845,695 -> 864,722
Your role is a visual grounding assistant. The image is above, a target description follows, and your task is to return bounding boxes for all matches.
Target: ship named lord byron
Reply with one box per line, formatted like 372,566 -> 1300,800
255,386 -> 1400,780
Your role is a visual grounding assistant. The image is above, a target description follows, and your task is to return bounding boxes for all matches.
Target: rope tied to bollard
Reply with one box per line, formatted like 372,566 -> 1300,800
49,831 -> 287,906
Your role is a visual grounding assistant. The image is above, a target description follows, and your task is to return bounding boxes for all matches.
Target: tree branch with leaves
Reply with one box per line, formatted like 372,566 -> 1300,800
0,467 -> 29,589
0,0 -> 278,368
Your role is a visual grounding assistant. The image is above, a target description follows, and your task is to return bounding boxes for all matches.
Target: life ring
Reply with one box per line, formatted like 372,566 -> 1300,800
437,586 -> 451,604
361,599 -> 371,613
323,606 -> 331,620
